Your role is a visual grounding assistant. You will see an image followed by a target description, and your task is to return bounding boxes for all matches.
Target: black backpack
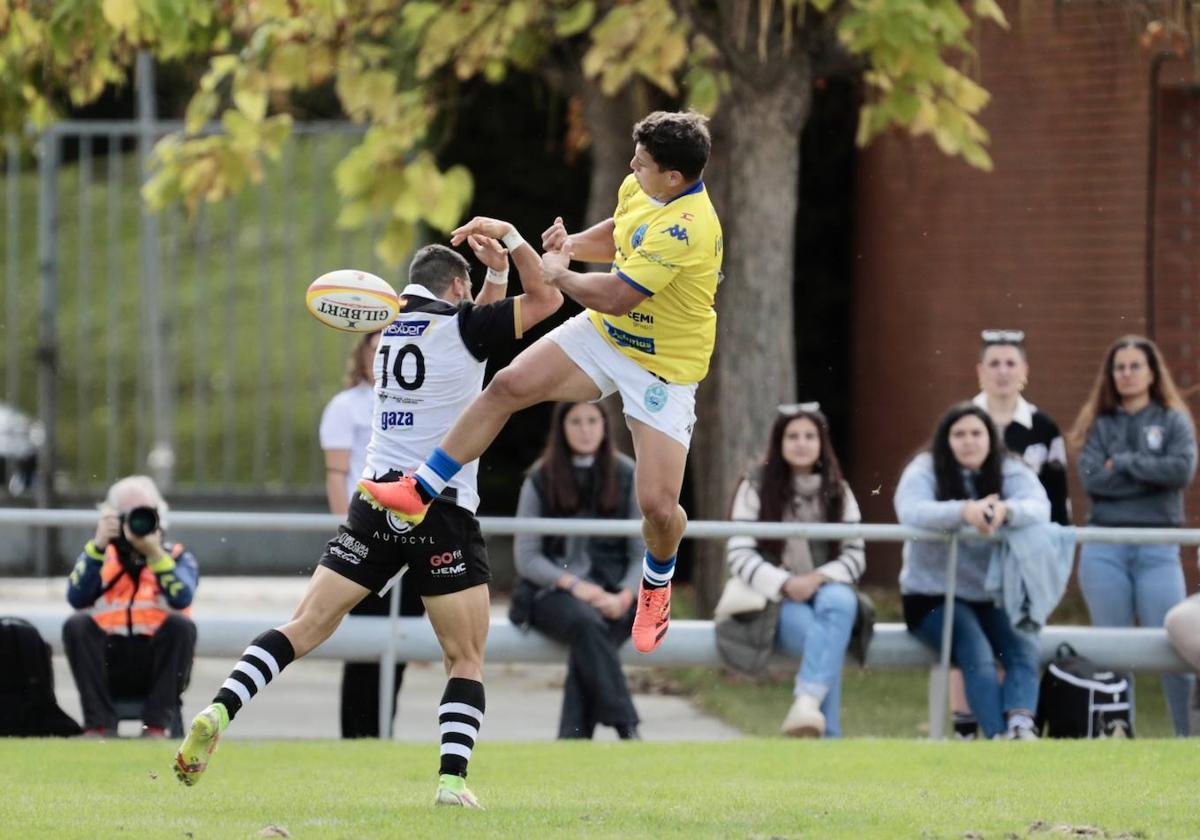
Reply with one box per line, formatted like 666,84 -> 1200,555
0,617 -> 81,737
1036,642 -> 1133,739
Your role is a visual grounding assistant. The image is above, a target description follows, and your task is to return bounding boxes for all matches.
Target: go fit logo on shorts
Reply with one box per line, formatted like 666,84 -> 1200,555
430,549 -> 466,576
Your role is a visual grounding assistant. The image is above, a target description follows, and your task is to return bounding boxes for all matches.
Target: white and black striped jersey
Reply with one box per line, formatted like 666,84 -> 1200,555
361,283 -> 523,514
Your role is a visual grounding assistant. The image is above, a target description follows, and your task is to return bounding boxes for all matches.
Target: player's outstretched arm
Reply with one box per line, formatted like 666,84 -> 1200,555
463,233 -> 509,306
541,216 -> 616,264
543,247 -> 647,316
450,216 -> 563,330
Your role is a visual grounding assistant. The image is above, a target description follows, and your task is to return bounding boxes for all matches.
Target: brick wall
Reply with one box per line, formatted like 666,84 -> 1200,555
850,1 -> 1200,586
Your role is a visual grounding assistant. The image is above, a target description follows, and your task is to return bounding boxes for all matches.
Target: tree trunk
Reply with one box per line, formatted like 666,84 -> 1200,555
691,60 -> 812,615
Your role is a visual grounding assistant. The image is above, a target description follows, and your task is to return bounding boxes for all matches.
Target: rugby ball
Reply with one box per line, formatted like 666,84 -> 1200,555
306,270 -> 400,333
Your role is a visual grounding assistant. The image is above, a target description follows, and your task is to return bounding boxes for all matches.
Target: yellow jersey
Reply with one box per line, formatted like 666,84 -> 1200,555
587,173 -> 723,384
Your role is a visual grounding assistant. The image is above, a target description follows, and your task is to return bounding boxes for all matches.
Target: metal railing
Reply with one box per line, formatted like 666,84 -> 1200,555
2,507 -> 1196,739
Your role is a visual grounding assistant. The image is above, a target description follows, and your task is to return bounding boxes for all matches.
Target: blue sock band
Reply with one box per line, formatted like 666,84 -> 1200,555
427,448 -> 463,482
644,551 -> 676,574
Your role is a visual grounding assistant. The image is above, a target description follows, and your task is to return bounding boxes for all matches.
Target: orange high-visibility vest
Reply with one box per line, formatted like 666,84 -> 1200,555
89,543 -> 192,636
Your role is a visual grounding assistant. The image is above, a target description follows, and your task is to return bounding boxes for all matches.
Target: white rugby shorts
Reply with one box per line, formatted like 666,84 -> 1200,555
546,312 -> 697,449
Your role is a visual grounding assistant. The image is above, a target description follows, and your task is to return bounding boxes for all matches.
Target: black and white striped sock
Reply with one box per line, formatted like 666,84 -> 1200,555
213,628 -> 295,721
438,677 -> 485,778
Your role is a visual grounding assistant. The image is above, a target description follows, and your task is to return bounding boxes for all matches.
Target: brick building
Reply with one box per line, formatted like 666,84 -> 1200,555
849,1 -> 1200,583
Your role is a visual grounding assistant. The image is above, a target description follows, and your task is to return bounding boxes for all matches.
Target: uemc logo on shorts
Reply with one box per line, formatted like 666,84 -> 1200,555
385,319 -> 430,337
430,549 -> 466,576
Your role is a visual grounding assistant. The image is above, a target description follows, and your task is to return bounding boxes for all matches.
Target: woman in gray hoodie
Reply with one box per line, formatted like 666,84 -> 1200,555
895,402 -> 1050,739
1069,335 -> 1197,736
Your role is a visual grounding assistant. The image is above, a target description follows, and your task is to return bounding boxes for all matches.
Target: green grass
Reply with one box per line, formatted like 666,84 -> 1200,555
0,739 -> 1193,838
0,133 -> 393,493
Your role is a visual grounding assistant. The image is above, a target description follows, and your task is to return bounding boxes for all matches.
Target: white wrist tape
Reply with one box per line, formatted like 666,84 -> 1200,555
501,229 -> 525,251
485,267 -> 509,285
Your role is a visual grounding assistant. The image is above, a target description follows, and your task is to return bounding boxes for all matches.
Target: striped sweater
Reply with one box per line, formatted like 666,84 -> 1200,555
725,474 -> 866,599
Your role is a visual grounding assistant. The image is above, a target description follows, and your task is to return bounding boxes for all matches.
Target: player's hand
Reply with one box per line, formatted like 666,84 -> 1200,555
93,512 -> 120,549
542,247 -> 573,285
449,216 -> 514,246
466,234 -> 508,273
782,572 -> 824,603
541,216 -> 570,252
126,527 -> 164,562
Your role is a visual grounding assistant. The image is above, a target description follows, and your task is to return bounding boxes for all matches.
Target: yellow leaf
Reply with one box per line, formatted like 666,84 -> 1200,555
336,200 -> 372,230
555,1 -> 595,37
185,90 -> 218,134
233,71 -> 269,121
377,221 -> 416,268
268,42 -> 309,90
101,0 -> 138,30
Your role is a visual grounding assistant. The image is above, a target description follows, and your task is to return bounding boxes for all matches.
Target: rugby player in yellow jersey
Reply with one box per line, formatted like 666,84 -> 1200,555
360,111 -> 723,653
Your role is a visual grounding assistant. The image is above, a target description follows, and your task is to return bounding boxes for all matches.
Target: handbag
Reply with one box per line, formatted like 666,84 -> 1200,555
713,574 -> 781,676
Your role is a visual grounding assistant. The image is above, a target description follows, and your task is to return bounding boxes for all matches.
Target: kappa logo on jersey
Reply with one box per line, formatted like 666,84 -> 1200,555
384,319 -> 430,337
644,383 -> 668,414
430,549 -> 466,576
631,223 -> 648,249
662,224 -> 690,244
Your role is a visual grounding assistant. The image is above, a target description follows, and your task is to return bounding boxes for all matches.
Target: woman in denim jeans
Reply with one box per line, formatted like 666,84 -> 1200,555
1069,335 -> 1197,736
896,402 -> 1050,739
725,404 -> 866,737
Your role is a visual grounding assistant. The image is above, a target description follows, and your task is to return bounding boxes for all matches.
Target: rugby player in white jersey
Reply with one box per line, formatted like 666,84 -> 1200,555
359,111 -> 724,657
174,224 -> 562,809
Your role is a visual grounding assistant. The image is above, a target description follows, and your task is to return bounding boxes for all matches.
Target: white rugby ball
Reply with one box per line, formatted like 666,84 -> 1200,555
306,270 -> 400,333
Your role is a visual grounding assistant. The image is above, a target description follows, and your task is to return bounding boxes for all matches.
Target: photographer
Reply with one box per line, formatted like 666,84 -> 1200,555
63,475 -> 198,737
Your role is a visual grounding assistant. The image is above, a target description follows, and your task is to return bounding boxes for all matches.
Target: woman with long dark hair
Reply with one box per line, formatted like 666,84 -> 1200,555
724,404 -> 865,737
895,402 -> 1050,739
1069,335 -> 1197,736
511,401 -> 643,739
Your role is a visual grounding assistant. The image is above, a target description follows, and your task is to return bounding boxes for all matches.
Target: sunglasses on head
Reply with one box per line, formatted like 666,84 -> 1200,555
777,401 -> 821,415
980,329 -> 1025,346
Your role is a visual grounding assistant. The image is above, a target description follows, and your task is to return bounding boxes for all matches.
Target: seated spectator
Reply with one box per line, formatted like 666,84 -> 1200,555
63,475 -> 198,737
895,402 -> 1048,740
320,330 -> 425,738
948,328 -> 1072,739
1069,335 -> 1197,737
723,403 -> 866,738
510,402 -> 642,739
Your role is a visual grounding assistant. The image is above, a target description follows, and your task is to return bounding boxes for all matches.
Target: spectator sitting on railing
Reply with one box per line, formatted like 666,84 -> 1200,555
1069,334 -> 1197,737
63,475 -> 198,738
895,402 -> 1048,740
510,401 -> 643,740
720,403 -> 867,738
320,329 -> 426,739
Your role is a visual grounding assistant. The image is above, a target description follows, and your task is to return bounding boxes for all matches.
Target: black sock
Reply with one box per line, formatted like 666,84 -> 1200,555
213,628 -> 296,721
438,677 -> 485,778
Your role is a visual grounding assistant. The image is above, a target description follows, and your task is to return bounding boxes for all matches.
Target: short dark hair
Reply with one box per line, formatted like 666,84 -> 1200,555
408,244 -> 470,296
632,111 -> 711,181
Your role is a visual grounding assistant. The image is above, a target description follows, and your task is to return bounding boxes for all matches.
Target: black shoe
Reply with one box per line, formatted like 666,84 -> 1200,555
615,724 -> 641,740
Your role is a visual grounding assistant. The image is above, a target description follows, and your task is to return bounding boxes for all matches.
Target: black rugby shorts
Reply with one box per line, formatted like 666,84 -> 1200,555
318,492 -> 491,597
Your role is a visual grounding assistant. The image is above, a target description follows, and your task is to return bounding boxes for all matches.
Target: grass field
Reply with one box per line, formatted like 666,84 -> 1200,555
0,738 -> 1195,838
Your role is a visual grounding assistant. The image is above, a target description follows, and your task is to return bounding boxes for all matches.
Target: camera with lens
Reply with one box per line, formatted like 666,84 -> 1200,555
119,506 -> 160,538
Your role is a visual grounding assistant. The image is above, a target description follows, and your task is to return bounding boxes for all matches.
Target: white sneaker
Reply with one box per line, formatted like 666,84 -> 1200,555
781,693 -> 826,738
1006,714 -> 1039,741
